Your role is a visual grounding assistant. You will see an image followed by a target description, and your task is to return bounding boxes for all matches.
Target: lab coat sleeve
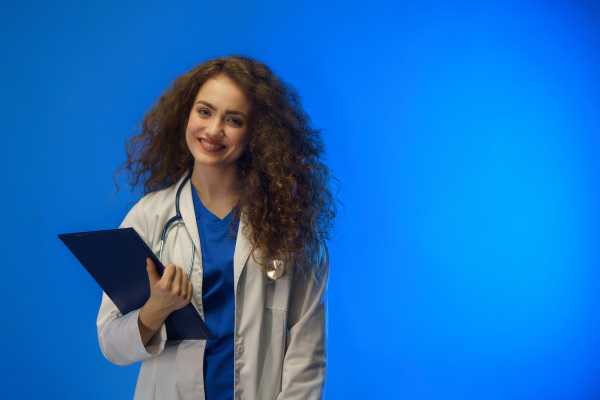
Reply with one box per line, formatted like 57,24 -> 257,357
278,249 -> 329,400
97,198 -> 167,366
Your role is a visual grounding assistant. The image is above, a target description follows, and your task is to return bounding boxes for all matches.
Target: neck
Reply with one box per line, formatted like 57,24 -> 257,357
190,163 -> 240,219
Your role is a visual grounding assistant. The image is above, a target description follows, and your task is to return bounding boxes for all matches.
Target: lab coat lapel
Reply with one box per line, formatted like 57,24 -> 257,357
178,173 -> 202,259
233,214 -> 253,290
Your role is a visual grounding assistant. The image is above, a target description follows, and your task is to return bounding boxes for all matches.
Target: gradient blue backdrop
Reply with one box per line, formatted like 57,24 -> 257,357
1,0 -> 599,399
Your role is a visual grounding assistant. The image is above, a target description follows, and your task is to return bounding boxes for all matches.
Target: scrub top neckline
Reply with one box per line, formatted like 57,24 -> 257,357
191,188 -> 235,230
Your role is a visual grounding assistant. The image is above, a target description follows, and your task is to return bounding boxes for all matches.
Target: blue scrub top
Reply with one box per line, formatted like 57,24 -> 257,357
192,188 -> 238,400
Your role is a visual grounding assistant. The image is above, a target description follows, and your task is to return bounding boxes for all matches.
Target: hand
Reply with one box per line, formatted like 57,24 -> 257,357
145,258 -> 193,314
138,258 -> 193,345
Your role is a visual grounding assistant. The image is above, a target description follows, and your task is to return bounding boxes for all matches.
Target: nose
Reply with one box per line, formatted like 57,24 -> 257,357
205,118 -> 224,139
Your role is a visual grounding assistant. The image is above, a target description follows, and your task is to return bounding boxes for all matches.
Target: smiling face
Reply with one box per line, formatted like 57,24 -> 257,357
185,75 -> 252,175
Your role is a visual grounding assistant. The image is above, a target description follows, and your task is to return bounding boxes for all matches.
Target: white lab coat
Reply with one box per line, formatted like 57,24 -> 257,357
97,173 -> 327,400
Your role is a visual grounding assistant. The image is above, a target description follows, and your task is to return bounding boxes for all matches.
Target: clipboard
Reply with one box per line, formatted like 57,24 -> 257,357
58,228 -> 212,340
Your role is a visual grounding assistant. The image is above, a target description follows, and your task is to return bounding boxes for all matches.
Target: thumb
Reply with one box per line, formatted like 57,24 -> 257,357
146,258 -> 160,286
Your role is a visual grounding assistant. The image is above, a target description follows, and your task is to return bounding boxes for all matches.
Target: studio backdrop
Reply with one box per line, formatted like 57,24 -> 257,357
1,0 -> 599,399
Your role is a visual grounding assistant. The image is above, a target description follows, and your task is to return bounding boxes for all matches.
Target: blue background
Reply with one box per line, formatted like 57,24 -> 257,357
1,0 -> 599,399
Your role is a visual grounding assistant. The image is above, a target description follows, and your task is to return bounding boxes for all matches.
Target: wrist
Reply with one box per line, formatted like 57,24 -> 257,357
139,302 -> 169,332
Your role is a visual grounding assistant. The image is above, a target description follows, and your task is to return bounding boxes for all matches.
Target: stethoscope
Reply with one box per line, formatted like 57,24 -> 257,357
159,172 -> 195,278
159,171 -> 285,281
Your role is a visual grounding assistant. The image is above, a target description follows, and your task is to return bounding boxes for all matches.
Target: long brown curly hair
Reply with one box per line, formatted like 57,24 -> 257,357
117,55 -> 337,277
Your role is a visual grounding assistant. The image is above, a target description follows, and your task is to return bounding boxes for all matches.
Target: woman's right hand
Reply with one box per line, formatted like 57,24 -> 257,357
138,258 -> 193,345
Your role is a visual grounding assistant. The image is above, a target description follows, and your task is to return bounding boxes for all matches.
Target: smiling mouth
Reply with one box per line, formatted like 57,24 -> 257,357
199,138 -> 226,151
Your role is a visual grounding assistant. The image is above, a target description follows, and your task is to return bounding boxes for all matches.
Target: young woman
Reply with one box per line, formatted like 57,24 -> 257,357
97,56 -> 337,400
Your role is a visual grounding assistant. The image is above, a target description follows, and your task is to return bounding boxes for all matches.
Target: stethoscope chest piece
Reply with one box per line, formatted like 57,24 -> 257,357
266,258 -> 285,280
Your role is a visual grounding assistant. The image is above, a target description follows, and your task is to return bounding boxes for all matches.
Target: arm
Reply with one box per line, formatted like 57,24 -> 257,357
278,250 -> 329,399
96,200 -> 192,366
97,291 -> 164,366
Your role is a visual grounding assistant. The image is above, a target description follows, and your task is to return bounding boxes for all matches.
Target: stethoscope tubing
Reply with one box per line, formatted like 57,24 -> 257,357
159,172 -> 194,278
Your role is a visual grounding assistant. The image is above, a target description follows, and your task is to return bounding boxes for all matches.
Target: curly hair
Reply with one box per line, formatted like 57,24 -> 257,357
117,55 -> 337,277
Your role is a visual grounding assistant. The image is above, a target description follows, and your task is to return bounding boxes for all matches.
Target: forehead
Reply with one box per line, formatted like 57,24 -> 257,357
194,75 -> 252,111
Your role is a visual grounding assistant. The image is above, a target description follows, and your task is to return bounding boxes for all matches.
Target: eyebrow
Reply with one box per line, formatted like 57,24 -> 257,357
195,100 -> 248,118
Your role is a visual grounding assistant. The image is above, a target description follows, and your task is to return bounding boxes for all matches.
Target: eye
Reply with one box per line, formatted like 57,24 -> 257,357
197,108 -> 210,117
227,117 -> 244,127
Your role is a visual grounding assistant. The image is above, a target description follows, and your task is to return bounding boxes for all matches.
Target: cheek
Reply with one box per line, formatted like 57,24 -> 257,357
186,116 -> 198,134
185,116 -> 201,140
185,123 -> 197,150
233,129 -> 250,148
185,132 -> 193,150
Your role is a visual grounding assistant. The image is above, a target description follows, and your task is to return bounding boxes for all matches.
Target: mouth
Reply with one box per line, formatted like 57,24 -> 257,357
198,137 -> 226,152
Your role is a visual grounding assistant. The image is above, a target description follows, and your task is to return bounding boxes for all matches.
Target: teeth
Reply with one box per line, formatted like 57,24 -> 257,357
201,138 -> 225,149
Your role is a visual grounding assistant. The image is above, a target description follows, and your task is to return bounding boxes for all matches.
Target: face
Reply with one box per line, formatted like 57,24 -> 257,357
185,75 -> 252,174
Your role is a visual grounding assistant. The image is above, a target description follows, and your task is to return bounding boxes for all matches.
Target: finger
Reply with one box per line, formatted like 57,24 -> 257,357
161,264 -> 176,290
172,266 -> 183,296
179,270 -> 188,298
184,273 -> 193,300
146,258 -> 160,286
186,281 -> 193,302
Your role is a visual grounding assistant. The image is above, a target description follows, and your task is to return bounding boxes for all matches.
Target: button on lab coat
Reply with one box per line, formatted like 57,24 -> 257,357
97,173 -> 328,399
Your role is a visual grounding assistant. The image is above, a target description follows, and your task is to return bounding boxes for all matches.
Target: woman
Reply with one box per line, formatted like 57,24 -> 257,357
97,56 -> 337,400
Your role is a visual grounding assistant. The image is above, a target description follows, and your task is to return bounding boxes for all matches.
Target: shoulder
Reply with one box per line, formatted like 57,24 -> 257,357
119,171 -> 191,231
129,171 -> 193,217
137,185 -> 177,210
119,185 -> 178,229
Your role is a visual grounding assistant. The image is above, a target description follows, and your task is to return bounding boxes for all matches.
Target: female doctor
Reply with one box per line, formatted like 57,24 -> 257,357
97,56 -> 337,400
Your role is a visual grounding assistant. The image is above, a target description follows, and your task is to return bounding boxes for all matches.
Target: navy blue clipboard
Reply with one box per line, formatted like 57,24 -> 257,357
58,228 -> 212,340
